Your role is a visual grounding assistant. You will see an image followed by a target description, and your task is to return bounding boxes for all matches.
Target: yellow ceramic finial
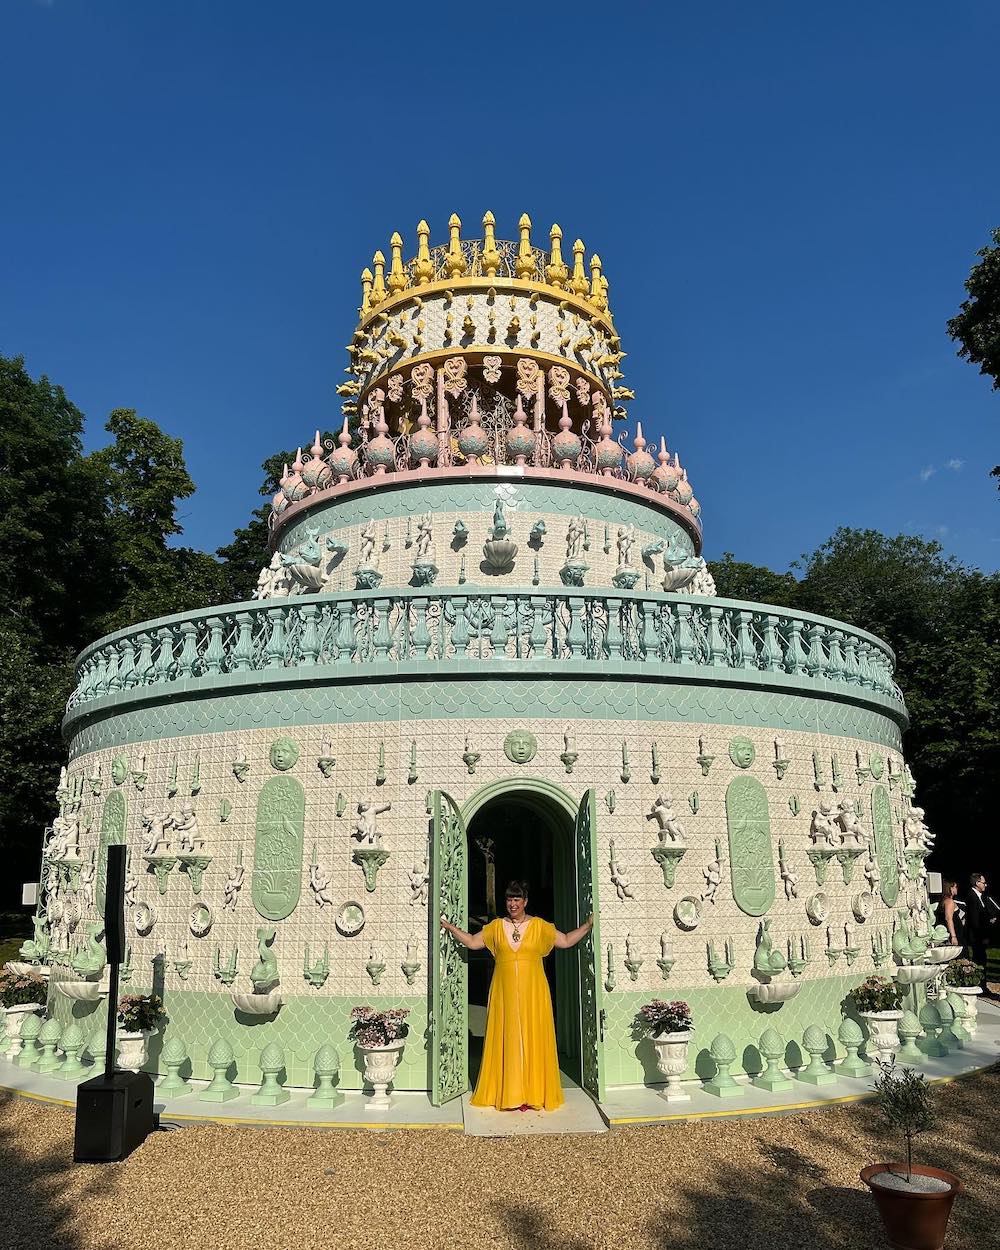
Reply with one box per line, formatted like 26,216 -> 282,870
515,212 -> 535,279
481,210 -> 500,278
387,231 -> 407,294
600,273 -> 611,316
371,251 -> 387,305
445,212 -> 467,277
545,224 -> 568,288
413,219 -> 434,286
360,267 -> 373,316
570,238 -> 588,296
589,253 -> 606,308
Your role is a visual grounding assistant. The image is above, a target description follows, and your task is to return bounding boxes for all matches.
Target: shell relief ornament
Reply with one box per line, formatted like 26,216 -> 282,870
503,729 -> 538,765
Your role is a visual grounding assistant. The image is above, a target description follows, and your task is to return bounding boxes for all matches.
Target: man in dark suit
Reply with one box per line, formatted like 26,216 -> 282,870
964,871 -> 996,993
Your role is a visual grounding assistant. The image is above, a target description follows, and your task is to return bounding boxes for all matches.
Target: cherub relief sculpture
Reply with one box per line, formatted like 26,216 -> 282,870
565,515 -> 586,562
863,841 -> 881,893
173,803 -> 203,853
701,841 -> 723,905
408,857 -> 429,906
353,797 -> 391,846
809,803 -> 839,849
616,524 -> 636,571
902,802 -> 933,850
309,858 -> 335,908
141,805 -> 174,856
359,519 -> 378,567
608,839 -> 636,901
836,799 -> 865,846
414,513 -> 435,560
80,852 -> 96,912
223,858 -> 245,911
646,795 -> 686,844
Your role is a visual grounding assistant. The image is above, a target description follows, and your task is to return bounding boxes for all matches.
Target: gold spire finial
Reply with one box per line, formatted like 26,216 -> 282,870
445,213 -> 467,277
545,223 -> 568,288
387,231 -> 407,294
371,250 -> 387,305
360,267 -> 373,316
515,212 -> 535,279
589,253 -> 607,310
414,219 -> 433,286
481,210 -> 500,277
570,239 -> 588,296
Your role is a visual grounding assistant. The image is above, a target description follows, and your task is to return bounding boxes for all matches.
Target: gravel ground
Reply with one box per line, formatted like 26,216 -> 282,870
1,1067 -> 997,1250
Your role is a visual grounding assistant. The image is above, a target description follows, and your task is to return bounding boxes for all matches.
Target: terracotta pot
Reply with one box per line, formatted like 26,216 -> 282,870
860,1163 -> 963,1250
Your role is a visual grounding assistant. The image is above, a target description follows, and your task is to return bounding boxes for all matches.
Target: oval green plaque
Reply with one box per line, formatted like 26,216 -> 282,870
252,776 -> 305,921
725,776 -> 776,916
97,790 -> 127,914
871,785 -> 899,906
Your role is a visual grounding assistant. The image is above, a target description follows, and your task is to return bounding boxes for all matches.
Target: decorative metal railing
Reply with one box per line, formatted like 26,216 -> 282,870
65,590 -> 905,716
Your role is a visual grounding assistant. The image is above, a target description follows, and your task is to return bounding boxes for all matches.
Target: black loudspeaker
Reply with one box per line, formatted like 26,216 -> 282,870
74,1071 -> 154,1162
104,844 -> 126,964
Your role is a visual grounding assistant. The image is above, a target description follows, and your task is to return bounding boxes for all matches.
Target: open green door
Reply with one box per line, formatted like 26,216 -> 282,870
575,787 -> 606,1101
430,790 -> 468,1106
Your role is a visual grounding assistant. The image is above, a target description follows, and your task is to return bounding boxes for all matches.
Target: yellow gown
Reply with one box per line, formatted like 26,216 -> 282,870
470,916 -> 564,1111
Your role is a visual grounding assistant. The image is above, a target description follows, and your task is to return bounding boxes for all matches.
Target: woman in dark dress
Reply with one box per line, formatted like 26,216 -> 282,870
934,879 -> 965,947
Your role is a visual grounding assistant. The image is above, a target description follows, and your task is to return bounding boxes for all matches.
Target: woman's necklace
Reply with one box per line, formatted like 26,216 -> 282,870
510,916 -> 525,944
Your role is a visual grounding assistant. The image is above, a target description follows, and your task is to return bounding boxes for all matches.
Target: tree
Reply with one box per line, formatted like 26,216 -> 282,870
946,226 -> 1000,486
87,408 -> 227,632
707,552 -> 799,607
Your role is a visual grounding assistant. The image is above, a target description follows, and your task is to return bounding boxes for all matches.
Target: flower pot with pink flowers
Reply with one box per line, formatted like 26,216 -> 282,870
349,1006 -> 410,1110
116,994 -> 168,1071
637,999 -> 694,1101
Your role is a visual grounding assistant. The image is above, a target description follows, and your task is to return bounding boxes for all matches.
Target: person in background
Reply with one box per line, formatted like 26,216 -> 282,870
934,879 -> 965,947
964,871 -> 996,993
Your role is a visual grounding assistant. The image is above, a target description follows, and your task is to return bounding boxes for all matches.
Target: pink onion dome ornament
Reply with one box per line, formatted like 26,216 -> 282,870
652,436 -> 680,494
593,413 -> 624,477
457,395 -> 490,464
688,496 -> 702,518
625,422 -> 656,483
271,488 -> 288,515
364,408 -> 396,476
408,398 -> 439,468
283,449 -> 310,502
327,419 -> 358,483
674,465 -> 694,506
505,395 -> 536,466
551,400 -> 582,469
301,431 -> 333,490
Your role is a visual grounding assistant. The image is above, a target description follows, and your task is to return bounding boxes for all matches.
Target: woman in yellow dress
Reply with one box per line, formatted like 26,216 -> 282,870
441,880 -> 594,1111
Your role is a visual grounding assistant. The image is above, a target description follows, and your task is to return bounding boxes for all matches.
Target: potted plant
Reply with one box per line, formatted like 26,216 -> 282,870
943,960 -> 983,1038
851,976 -> 904,1063
637,999 -> 694,1102
349,1006 -> 410,1111
860,1058 -> 963,1250
0,968 -> 46,1061
116,994 -> 167,1071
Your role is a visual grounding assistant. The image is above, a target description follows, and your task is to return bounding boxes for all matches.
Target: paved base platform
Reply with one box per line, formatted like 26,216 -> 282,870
3,999 -> 997,1134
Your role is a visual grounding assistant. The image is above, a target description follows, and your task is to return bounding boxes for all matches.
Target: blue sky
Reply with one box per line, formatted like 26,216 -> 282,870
3,1 -> 998,571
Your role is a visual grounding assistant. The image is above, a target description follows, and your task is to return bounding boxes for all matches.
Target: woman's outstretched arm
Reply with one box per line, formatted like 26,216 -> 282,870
554,914 -> 594,950
440,916 -> 486,950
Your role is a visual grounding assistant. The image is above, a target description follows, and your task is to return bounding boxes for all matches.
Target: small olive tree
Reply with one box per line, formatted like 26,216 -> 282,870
872,1057 -> 936,1182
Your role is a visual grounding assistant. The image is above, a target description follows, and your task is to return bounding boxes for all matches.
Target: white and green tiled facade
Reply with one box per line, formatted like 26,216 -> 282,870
16,216 -> 940,1109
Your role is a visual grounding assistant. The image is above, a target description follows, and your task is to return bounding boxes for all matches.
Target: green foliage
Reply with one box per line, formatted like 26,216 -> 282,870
215,448 -> 295,603
851,976 -> 904,1014
707,552 -> 799,607
947,226 -> 1000,485
944,958 -> 983,988
872,1057 -> 936,1181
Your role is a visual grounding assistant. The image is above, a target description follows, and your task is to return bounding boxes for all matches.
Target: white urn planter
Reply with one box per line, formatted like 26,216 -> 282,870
116,1029 -> 153,1072
950,987 -> 982,1038
652,1030 -> 693,1102
860,1010 -> 903,1063
3,1003 -> 43,1061
358,1038 -> 405,1111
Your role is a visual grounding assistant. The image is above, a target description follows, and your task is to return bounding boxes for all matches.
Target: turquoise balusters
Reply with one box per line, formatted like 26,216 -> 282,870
565,596 -> 586,658
334,601 -> 355,662
783,617 -> 807,674
528,596 -> 548,657
759,613 -> 783,671
153,626 -> 175,682
674,601 -> 696,663
842,634 -> 861,683
451,596 -> 470,655
372,599 -> 392,659
411,597 -> 432,658
134,631 -> 154,684
263,607 -> 286,666
490,596 -> 509,659
231,611 -> 254,670
204,616 -> 226,673
298,604 -> 320,665
606,596 -> 624,661
118,637 -> 138,689
177,620 -> 200,677
707,606 -> 727,666
734,609 -> 755,668
104,640 -> 121,691
827,630 -> 845,682
804,623 -> 826,677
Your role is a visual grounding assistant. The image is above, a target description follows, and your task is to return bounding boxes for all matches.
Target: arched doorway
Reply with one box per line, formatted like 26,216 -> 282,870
463,783 -> 581,1086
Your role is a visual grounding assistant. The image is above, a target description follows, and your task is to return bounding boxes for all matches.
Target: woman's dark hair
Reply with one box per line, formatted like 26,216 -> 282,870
505,880 -> 529,899
942,879 -> 957,896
